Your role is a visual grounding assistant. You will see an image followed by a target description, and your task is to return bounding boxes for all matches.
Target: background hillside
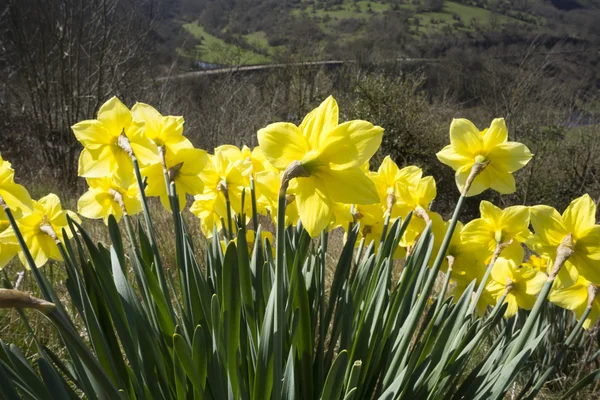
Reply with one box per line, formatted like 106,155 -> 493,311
169,0 -> 600,67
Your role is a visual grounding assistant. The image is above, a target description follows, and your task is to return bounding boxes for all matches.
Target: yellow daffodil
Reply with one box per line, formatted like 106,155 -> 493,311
486,257 -> 546,318
0,213 -> 19,269
368,157 -> 422,216
142,148 -> 207,210
190,192 -> 228,239
0,155 -> 33,219
241,146 -> 273,175
200,146 -> 252,216
432,216 -> 484,278
522,254 -> 550,274
397,175 -> 437,248
549,276 -> 599,329
461,201 -> 530,265
77,174 -> 142,224
72,97 -> 158,178
0,194 -> 80,268
131,103 -> 193,157
255,171 -> 299,226
436,118 -> 532,196
258,96 -> 383,237
527,194 -> 600,287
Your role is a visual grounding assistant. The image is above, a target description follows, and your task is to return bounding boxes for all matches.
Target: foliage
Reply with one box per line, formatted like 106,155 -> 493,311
0,95 -> 599,399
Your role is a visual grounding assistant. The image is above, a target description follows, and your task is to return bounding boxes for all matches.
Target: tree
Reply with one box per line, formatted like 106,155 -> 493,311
0,0 -> 159,183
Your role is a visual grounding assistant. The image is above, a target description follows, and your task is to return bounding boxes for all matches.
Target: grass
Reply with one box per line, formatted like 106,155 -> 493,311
411,1 -> 534,35
183,22 -> 271,65
243,31 -> 281,57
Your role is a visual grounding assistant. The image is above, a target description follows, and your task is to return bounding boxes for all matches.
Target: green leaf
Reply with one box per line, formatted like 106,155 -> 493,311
320,350 -> 349,400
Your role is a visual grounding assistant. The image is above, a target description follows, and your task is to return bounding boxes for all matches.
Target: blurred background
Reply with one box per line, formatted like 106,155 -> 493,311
1,0 -> 599,220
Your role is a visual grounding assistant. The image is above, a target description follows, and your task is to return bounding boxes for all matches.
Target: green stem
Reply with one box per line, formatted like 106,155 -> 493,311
132,157 -> 174,318
527,305 -> 592,399
383,194 -> 466,386
274,184 -> 288,400
317,230 -> 328,390
466,242 -> 504,315
251,176 -> 259,232
380,212 -> 391,244
506,277 -> 554,361
225,192 -> 234,241
436,263 -> 452,312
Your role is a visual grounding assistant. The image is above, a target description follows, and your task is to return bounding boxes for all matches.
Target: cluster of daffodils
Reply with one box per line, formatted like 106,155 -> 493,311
0,95 -> 598,330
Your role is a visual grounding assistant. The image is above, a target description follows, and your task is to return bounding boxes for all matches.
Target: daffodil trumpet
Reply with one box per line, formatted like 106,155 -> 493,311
507,235 -> 574,361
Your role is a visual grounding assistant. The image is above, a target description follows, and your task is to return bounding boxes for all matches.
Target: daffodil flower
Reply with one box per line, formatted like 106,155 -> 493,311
0,155 -> 33,219
255,170 -> 299,226
0,213 -> 19,269
461,201 -> 530,265
131,103 -> 193,158
77,174 -> 142,224
436,118 -> 532,196
0,194 -> 80,268
190,192 -> 229,239
368,157 -> 422,216
527,194 -> 600,287
258,96 -> 383,237
241,145 -> 273,175
72,97 -> 158,178
549,276 -> 599,329
142,147 -> 207,211
522,254 -> 550,274
486,257 -> 546,318
201,146 -> 252,215
396,175 -> 437,248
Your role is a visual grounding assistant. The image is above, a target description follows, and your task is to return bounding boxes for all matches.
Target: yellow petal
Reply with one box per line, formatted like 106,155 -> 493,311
436,145 -> 473,171
487,142 -> 532,173
0,182 -> 33,218
528,205 -> 568,249
317,120 -> 383,169
97,97 -> 133,136
294,177 -> 332,237
455,166 -> 490,197
482,118 -> 508,150
549,277 -> 589,310
0,240 -> 18,269
299,96 -> 339,150
71,120 -> 113,149
78,190 -> 110,220
563,194 -> 596,238
377,156 -> 399,184
317,167 -> 379,205
131,102 -> 163,142
487,164 -> 516,194
449,118 -> 482,156
415,176 -> 436,206
38,193 -> 63,221
258,122 -> 309,170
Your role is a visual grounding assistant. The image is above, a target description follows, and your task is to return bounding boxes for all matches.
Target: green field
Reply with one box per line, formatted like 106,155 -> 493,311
182,1 -> 547,65
183,22 -> 271,65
